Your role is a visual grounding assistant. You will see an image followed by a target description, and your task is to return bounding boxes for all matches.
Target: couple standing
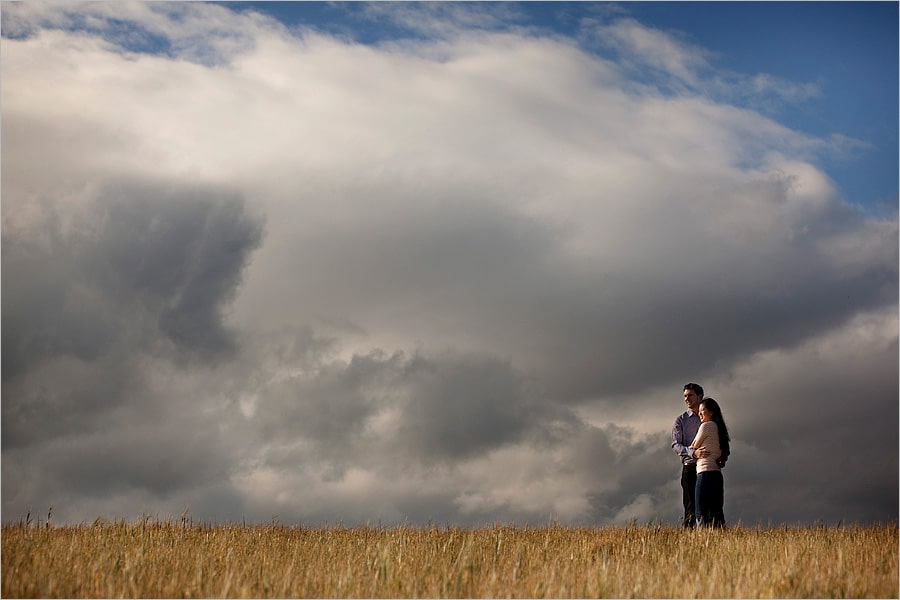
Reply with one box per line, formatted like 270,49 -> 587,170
672,382 -> 731,528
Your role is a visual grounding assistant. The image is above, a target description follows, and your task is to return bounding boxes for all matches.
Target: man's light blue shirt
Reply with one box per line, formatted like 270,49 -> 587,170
672,410 -> 701,465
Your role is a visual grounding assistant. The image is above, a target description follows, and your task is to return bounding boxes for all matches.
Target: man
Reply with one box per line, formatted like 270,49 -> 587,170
672,382 -> 710,528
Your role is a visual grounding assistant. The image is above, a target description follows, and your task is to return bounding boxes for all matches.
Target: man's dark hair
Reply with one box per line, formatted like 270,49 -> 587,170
683,382 -> 704,398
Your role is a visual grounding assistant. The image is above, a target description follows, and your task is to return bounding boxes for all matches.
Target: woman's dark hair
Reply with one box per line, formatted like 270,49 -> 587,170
700,397 -> 730,458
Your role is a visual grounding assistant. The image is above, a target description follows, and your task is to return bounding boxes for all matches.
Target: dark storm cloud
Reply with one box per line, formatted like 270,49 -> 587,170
500,176 -> 897,402
249,349 -> 578,468
88,183 -> 265,359
39,419 -> 231,497
250,169 -> 896,407
1,354 -> 136,449
2,397 -> 244,521
27,183 -> 260,361
716,318 -> 899,525
398,354 -> 563,460
2,181 -> 264,450
250,351 -> 395,452
566,425 -> 675,523
224,344 -> 667,525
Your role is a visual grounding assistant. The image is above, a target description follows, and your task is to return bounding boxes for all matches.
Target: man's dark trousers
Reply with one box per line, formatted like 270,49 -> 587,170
681,464 -> 697,528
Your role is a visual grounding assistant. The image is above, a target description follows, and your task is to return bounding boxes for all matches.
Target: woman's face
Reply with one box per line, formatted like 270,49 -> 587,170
698,403 -> 713,423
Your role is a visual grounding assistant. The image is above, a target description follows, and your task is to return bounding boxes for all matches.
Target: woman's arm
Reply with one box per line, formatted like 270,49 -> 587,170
689,423 -> 708,449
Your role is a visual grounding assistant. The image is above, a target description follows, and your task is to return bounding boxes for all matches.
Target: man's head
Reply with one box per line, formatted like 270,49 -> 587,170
683,382 -> 704,414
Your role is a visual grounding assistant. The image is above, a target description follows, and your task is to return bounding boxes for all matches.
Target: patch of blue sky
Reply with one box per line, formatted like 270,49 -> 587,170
1,11 -> 171,56
622,2 -> 898,211
224,1 -> 433,43
225,1 -> 579,44
100,18 -> 174,56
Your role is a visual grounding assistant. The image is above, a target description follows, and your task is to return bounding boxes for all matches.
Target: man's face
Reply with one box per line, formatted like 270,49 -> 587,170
683,388 -> 701,414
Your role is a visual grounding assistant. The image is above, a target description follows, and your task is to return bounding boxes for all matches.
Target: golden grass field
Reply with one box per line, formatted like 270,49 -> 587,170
2,519 -> 897,598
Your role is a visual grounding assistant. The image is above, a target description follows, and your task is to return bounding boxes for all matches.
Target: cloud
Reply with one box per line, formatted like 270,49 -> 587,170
711,306 -> 899,524
592,17 -> 714,88
2,181 -> 264,451
359,2 -> 529,40
1,3 -> 895,526
584,16 -> 824,112
0,1 -> 279,64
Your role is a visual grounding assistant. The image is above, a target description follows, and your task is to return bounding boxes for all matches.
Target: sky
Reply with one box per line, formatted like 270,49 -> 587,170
1,1 -> 897,527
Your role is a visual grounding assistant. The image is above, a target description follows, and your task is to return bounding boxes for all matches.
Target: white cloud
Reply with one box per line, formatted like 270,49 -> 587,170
612,493 -> 657,525
593,18 -> 713,87
585,14 -> 825,113
360,2 -> 528,40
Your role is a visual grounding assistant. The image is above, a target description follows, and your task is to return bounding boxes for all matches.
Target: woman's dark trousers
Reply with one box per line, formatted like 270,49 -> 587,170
694,470 -> 725,528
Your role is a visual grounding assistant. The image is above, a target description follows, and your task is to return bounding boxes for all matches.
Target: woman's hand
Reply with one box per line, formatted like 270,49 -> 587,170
693,447 -> 708,458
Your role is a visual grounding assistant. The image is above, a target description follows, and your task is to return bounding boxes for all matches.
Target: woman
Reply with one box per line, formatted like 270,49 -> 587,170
689,398 -> 731,528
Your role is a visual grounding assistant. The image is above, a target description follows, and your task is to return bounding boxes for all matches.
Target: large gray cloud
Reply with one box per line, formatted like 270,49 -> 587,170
2,182 -> 264,449
1,2 -> 896,526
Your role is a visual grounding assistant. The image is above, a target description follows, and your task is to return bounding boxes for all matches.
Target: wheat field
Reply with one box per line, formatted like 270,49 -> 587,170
2,519 -> 897,598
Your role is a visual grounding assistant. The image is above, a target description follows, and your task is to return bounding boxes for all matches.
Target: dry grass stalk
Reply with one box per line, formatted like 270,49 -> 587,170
2,520 -> 897,598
